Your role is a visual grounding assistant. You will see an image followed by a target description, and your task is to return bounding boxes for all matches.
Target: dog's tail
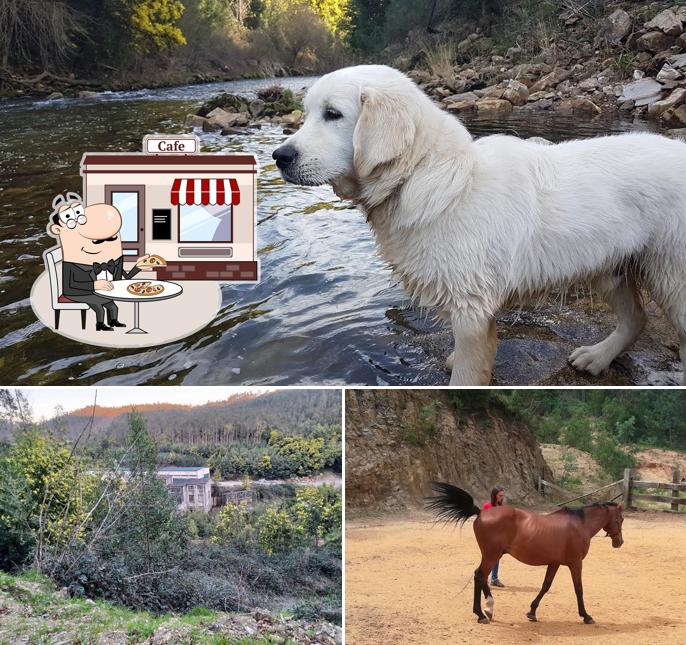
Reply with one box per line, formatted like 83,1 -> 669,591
426,482 -> 480,525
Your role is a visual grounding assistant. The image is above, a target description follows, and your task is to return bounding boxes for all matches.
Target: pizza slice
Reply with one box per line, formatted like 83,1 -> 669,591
136,254 -> 167,268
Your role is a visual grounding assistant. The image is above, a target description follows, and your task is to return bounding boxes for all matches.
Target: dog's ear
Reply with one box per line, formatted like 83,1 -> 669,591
353,87 -> 417,178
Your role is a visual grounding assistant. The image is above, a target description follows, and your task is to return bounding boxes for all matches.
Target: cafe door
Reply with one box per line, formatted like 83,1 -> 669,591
105,185 -> 145,258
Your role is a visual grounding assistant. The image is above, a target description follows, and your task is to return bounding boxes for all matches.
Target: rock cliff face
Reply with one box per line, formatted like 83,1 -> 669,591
345,390 -> 552,513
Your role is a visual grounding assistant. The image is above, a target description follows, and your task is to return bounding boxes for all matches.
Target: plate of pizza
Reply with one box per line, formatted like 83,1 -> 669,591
136,254 -> 167,268
127,281 -> 165,297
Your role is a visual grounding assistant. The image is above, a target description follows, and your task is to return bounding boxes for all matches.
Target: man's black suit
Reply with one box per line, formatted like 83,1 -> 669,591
62,256 -> 141,325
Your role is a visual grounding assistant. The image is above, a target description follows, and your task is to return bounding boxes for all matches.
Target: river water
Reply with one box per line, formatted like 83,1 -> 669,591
0,77 -> 666,385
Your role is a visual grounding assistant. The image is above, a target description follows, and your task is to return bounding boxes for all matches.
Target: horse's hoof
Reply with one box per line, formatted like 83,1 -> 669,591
485,609 -> 493,620
526,612 -> 537,622
584,617 -> 595,625
477,616 -> 490,624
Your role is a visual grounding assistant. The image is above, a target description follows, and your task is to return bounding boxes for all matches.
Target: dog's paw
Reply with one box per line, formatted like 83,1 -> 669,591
445,351 -> 455,372
568,345 -> 612,376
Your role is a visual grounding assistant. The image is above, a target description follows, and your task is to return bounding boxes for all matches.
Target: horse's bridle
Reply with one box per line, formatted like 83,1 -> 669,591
604,508 -> 623,540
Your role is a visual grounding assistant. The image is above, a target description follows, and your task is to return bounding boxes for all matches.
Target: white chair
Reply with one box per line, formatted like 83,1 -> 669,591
43,246 -> 88,330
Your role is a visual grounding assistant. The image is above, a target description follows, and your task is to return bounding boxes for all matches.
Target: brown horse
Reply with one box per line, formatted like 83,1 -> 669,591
427,482 -> 624,625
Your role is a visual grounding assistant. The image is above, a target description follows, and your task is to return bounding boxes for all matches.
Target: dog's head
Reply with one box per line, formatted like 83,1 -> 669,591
273,65 -> 424,194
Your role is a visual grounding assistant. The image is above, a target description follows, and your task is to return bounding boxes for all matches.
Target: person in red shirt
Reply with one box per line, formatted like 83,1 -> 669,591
482,486 -> 505,587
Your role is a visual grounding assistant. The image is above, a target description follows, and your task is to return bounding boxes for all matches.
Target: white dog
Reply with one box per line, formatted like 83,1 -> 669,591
273,65 -> 686,385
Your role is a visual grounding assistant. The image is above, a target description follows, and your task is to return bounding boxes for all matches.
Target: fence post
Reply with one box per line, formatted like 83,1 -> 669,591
672,468 -> 681,513
623,468 -> 632,509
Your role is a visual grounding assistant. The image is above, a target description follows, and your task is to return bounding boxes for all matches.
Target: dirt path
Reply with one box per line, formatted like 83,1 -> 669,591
346,512 -> 686,644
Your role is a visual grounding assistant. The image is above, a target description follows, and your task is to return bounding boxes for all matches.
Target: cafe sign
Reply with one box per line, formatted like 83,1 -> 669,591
143,135 -> 199,154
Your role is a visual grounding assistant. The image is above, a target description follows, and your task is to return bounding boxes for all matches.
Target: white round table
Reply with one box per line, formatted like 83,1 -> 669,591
95,279 -> 183,334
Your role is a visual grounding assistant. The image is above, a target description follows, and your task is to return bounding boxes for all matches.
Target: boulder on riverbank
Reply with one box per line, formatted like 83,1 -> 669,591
192,85 -> 305,135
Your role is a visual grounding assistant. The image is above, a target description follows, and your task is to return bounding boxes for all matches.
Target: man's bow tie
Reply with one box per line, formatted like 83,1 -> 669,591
93,259 -> 117,275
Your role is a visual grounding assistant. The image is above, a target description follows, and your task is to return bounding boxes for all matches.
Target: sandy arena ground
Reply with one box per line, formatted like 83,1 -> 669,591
346,512 -> 686,645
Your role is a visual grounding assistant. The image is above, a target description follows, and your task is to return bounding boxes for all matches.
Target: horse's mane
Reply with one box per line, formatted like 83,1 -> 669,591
553,501 -> 619,521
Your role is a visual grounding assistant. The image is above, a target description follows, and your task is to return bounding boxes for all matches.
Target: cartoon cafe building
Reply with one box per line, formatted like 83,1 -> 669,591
80,135 -> 258,281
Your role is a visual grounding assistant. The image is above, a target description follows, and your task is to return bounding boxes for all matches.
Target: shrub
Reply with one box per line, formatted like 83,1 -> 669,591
422,40 -> 456,80
292,485 -> 342,542
563,415 -> 593,453
400,403 -> 438,445
185,510 -> 215,539
592,433 -> 635,481
211,502 -> 255,549
256,507 -> 306,555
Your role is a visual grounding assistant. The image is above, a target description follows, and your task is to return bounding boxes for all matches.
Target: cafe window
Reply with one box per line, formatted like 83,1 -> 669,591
111,191 -> 140,242
179,204 -> 232,243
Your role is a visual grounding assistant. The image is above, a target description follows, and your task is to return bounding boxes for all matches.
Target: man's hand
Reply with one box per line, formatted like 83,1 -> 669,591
94,280 -> 113,291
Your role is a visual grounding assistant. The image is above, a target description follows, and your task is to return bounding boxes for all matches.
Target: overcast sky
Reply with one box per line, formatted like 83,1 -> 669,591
17,387 -> 275,420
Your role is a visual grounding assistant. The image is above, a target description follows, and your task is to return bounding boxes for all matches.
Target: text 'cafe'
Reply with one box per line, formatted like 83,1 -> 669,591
80,135 -> 258,281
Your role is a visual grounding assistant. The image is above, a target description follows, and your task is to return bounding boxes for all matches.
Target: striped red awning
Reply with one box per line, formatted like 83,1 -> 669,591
171,178 -> 240,206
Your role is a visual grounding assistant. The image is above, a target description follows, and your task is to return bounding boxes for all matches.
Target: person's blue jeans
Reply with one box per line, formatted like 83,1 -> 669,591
491,559 -> 500,582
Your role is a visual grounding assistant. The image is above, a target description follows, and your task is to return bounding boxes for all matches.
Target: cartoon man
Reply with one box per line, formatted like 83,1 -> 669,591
48,192 -> 151,331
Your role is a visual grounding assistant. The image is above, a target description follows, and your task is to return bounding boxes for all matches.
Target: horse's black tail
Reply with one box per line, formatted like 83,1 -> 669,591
426,482 -> 481,525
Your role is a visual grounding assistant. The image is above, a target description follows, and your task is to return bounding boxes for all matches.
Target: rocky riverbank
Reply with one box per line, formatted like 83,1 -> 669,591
387,2 -> 686,137
0,60 -> 293,101
185,5 -> 686,142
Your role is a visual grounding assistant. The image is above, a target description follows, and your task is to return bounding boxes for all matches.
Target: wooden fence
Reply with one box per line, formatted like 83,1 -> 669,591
623,468 -> 686,512
538,477 -> 623,506
212,489 -> 253,509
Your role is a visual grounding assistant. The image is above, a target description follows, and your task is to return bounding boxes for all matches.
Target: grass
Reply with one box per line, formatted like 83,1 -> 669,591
612,49 -> 635,78
422,41 -> 456,80
0,572 -> 301,645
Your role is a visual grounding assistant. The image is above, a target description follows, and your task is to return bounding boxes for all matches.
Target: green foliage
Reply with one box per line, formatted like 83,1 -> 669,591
308,0 -> 353,37
502,390 -> 681,481
209,485 -> 341,556
292,485 -> 342,541
592,433 -> 636,481
505,391 -> 686,451
271,435 -> 327,476
0,429 -> 95,569
400,403 -> 439,446
104,413 -> 187,573
113,0 -> 187,54
211,502 -> 255,548
256,506 -> 306,555
249,0 -> 341,69
562,414 -> 593,453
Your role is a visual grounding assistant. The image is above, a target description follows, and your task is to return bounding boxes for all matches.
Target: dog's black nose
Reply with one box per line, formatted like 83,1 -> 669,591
272,144 -> 298,169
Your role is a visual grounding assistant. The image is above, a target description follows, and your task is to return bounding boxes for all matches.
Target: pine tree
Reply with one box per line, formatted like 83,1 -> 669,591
108,412 -> 186,573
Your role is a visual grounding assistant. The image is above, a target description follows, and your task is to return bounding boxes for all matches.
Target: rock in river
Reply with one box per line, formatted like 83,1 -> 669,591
618,77 -> 663,106
476,98 -> 513,114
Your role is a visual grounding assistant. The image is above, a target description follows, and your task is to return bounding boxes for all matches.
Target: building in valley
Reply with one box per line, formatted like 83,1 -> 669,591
158,466 -> 213,513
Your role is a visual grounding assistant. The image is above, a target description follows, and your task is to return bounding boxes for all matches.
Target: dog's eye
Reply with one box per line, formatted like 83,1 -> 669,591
323,107 -> 343,121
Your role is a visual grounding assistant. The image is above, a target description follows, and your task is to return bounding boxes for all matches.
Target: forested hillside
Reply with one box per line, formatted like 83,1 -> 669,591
1,389 -> 342,480
62,388 -> 341,444
501,389 -> 686,480
0,0 -> 354,93
0,406 -> 342,632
